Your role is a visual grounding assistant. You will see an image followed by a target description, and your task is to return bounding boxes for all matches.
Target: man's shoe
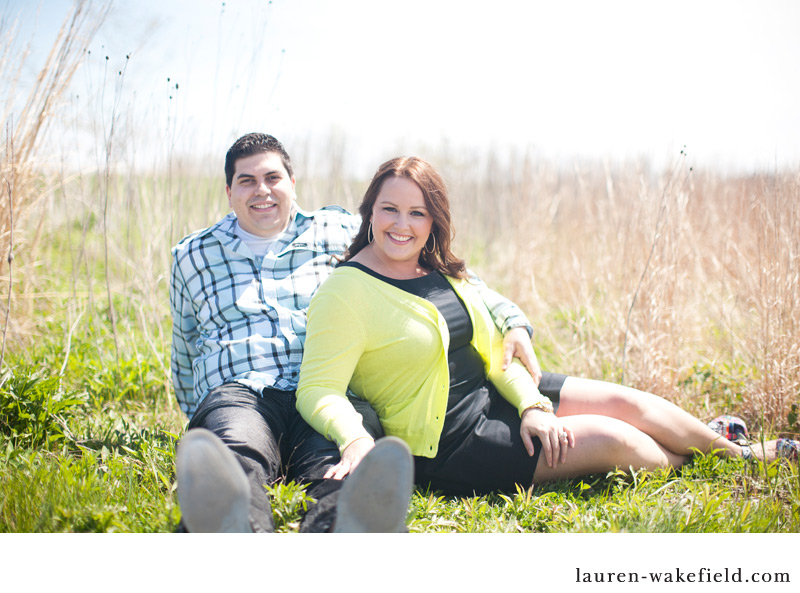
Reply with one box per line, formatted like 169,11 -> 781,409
176,428 -> 251,532
333,436 -> 413,533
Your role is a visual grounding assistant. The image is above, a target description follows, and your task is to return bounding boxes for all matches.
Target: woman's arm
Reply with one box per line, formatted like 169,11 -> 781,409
469,288 -> 574,467
468,272 -> 540,381
454,277 -> 550,416
296,288 -> 373,454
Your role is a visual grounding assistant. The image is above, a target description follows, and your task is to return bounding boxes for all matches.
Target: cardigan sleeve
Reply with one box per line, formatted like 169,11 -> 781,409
456,278 -> 553,417
296,286 -> 374,452
487,356 -> 553,417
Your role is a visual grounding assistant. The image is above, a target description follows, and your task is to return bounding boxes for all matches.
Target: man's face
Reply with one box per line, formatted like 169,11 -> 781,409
226,151 -> 296,238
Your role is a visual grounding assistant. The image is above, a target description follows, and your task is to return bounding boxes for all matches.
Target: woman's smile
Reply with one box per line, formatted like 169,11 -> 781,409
388,232 -> 413,243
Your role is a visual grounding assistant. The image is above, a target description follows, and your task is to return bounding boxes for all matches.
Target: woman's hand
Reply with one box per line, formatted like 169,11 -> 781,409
502,327 -> 542,385
324,437 -> 375,479
520,407 -> 574,468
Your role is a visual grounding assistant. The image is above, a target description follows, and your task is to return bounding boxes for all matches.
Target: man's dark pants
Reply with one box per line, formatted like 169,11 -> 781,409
186,382 -> 342,533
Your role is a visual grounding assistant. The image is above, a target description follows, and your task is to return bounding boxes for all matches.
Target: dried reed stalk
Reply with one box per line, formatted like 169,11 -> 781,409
0,0 -> 109,341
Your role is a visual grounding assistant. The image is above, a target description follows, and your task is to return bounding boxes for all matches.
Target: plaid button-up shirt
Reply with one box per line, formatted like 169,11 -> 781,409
170,205 -> 531,418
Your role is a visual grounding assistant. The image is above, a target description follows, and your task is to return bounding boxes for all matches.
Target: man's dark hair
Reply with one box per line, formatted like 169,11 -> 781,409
224,133 -> 294,187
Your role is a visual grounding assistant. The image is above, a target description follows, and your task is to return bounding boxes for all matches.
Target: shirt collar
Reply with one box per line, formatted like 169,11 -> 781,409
207,204 -> 324,257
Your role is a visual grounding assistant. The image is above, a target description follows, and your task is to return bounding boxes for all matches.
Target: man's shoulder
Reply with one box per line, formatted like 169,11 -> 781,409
172,214 -> 235,255
299,204 -> 358,224
172,227 -> 208,253
294,205 -> 360,250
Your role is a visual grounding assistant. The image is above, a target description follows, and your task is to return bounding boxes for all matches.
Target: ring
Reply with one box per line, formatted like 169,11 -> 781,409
560,431 -> 568,440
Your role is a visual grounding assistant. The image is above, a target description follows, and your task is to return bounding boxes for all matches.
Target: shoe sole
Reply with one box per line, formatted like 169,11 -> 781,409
176,428 -> 251,533
334,436 -> 413,533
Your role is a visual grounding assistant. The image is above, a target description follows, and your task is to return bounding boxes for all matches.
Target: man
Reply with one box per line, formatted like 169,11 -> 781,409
170,133 -> 538,532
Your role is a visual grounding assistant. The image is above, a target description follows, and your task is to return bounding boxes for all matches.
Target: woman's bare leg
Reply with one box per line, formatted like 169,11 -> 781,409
533,414 -> 686,483
555,376 -> 747,459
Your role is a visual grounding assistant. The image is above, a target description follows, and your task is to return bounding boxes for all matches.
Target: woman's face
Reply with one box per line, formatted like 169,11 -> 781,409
370,176 -> 433,267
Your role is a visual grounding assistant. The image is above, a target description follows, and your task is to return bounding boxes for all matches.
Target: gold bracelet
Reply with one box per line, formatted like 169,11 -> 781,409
524,399 -> 554,414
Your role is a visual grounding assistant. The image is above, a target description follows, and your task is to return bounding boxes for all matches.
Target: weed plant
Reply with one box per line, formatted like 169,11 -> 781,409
1,2 -> 798,533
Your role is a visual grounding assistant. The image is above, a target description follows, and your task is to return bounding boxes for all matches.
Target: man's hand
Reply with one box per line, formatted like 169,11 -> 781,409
502,326 -> 542,385
324,437 -> 375,479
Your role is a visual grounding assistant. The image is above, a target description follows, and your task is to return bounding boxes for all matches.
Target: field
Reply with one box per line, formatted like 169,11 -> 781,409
1,2 -> 799,534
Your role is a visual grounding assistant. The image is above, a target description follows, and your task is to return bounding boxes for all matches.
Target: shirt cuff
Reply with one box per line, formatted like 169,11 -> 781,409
504,321 -> 533,338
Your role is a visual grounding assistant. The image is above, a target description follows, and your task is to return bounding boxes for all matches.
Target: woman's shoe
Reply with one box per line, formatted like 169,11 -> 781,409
707,414 -> 750,444
776,438 -> 800,461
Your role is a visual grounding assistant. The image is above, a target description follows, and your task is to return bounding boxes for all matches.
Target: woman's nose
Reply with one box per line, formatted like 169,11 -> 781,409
394,214 -> 410,229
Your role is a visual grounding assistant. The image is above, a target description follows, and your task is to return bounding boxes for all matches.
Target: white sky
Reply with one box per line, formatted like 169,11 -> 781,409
5,0 -> 800,175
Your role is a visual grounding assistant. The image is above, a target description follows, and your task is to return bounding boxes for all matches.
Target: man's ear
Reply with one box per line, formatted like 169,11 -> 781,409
226,185 -> 232,208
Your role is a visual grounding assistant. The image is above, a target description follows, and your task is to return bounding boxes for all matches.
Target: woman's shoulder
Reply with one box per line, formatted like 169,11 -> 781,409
331,261 -> 375,281
443,273 -> 473,292
443,274 -> 490,311
316,263 -> 379,298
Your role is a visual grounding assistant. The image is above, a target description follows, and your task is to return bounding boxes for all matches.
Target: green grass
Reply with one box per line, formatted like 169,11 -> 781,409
0,445 -> 180,533
1,327 -> 183,533
1,332 -> 798,533
404,458 -> 800,533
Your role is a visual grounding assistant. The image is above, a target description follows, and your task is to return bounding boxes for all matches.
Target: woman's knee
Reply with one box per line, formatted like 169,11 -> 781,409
570,416 -> 671,470
587,418 -> 641,456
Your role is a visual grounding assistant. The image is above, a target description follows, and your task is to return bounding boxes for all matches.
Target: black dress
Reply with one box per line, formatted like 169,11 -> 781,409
342,262 -> 567,496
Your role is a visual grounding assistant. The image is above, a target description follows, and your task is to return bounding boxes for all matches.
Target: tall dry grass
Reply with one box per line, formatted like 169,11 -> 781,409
1,0 -> 109,353
1,3 -> 797,440
445,150 -> 799,434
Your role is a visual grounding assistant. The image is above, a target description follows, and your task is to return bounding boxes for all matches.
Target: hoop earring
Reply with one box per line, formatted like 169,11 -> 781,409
367,222 -> 374,244
424,232 -> 436,254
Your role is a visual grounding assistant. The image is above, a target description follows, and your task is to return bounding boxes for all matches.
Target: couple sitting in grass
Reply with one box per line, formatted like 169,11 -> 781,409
171,133 -> 793,533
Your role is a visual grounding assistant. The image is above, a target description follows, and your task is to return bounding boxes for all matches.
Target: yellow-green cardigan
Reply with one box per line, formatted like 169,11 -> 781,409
296,266 -> 551,457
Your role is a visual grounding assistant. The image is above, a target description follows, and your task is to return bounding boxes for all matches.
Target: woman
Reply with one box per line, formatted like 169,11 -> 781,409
296,156 -> 778,497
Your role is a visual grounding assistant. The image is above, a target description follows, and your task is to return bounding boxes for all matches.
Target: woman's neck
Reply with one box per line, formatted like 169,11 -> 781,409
351,246 -> 430,280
